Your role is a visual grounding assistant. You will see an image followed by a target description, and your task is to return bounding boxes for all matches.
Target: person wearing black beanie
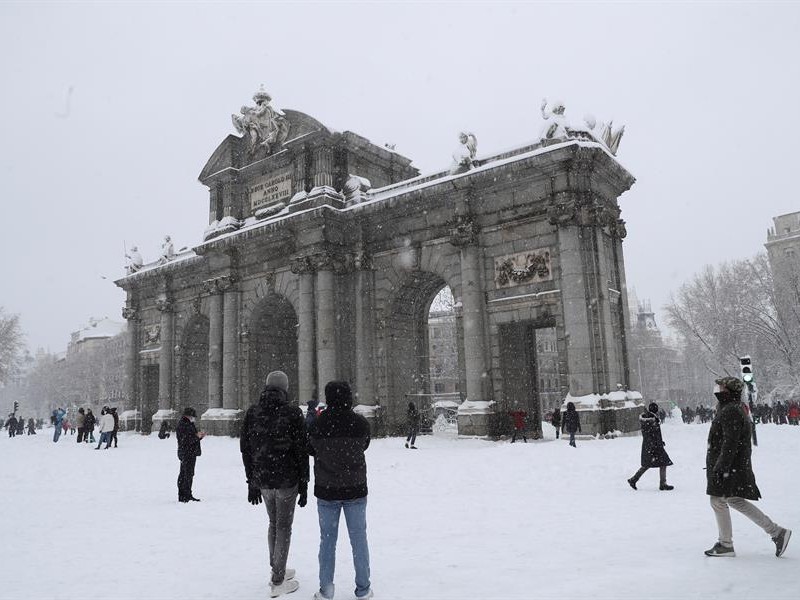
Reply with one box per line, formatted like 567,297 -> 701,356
308,381 -> 373,600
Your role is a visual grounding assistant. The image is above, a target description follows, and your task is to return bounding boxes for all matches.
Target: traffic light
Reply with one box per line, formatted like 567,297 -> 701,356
740,356 -> 754,384
13,401 -> 18,413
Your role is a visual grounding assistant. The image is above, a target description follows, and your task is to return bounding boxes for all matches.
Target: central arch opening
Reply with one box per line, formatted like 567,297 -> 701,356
179,315 -> 210,416
248,295 -> 299,405
387,273 -> 462,432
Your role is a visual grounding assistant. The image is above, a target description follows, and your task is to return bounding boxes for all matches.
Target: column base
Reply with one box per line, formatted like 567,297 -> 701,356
457,400 -> 496,437
118,409 -> 142,432
151,409 -> 178,436
354,404 -> 383,435
562,391 -> 645,437
200,408 -> 244,437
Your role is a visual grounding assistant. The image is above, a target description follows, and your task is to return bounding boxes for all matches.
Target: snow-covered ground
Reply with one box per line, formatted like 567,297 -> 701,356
1,418 -> 798,600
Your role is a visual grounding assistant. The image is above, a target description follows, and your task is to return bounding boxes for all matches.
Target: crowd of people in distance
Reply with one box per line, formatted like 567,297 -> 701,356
4,405 -> 121,448
2,415 -> 41,437
682,401 -> 800,426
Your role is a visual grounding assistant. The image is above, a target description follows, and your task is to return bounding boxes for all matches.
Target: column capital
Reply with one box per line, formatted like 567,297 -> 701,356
449,215 -> 480,247
202,275 -> 238,294
547,193 -> 620,229
155,296 -> 174,313
122,306 -> 140,322
353,250 -> 373,271
290,255 -> 315,275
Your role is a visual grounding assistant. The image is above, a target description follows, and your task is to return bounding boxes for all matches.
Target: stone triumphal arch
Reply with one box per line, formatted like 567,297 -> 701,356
116,89 -> 641,437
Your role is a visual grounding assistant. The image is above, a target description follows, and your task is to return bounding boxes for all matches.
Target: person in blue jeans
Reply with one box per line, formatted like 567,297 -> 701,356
308,381 -> 372,600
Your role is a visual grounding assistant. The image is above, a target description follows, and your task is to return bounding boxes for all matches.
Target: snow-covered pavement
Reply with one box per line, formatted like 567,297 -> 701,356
1,418 -> 798,600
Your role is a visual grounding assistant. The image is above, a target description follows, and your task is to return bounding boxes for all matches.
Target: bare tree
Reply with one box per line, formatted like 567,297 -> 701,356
0,308 -> 24,384
665,253 -> 800,395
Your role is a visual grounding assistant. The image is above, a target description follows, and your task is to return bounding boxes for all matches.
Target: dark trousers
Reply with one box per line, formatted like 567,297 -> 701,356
511,428 -> 527,443
110,431 -> 118,447
77,427 -> 84,443
630,465 -> 667,485
178,455 -> 197,500
406,425 -> 418,446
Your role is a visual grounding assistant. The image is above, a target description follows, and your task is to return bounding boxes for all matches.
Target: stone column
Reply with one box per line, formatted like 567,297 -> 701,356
313,146 -> 334,189
292,257 -> 316,403
156,297 -> 174,411
206,285 -> 223,409
315,257 -> 337,391
122,305 -> 140,430
222,282 -> 239,410
451,217 -> 492,436
354,252 -> 376,405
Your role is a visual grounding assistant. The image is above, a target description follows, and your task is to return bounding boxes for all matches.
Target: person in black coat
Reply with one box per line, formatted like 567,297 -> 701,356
176,407 -> 205,503
704,377 -> 792,558
405,401 -> 420,449
550,407 -> 561,439
240,370 -> 308,597
627,402 -> 674,491
84,409 -> 96,443
561,402 -> 581,447
308,381 -> 372,600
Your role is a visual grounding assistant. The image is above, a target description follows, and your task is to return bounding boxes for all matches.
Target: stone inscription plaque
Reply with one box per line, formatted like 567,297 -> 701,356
249,168 -> 293,211
494,248 -> 553,289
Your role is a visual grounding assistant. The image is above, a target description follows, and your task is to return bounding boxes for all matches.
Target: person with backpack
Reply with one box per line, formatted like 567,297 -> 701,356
240,370 -> 309,598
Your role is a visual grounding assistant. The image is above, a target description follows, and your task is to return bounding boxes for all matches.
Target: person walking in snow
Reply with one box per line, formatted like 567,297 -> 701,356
84,409 -> 96,443
52,408 -> 65,442
704,377 -> 792,558
561,401 -> 581,447
308,381 -> 373,600
75,408 -> 86,443
158,420 -> 172,439
7,414 -> 18,438
95,407 -> 114,449
550,406 -> 562,439
627,402 -> 674,491
240,370 -> 309,598
26,418 -> 36,435
509,408 -> 528,443
176,407 -> 205,502
405,401 -> 420,449
16,417 -> 25,436
109,407 -> 119,448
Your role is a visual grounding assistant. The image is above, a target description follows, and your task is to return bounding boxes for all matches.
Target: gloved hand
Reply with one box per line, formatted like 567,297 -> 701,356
248,485 -> 262,506
298,481 -> 308,508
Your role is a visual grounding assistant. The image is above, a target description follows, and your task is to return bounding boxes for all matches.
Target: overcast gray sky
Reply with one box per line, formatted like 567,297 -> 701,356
1,1 -> 799,353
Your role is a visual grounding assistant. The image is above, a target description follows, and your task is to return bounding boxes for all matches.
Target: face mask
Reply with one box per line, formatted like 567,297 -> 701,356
189,417 -> 196,423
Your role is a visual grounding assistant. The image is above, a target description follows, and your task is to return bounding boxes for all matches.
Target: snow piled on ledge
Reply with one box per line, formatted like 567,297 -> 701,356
457,400 -> 496,415
564,390 -> 644,410
201,408 -> 243,420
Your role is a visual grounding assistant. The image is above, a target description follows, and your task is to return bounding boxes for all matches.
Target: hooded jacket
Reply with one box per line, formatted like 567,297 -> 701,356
176,416 -> 202,460
639,408 -> 673,468
240,385 -> 309,490
308,382 -> 370,501
706,392 -> 761,500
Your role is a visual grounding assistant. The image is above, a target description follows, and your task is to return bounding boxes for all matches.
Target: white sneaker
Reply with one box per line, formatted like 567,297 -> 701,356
270,578 -> 299,597
312,592 -> 331,600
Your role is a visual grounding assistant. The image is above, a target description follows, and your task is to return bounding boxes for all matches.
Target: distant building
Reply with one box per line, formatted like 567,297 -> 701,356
766,211 -> 800,339
628,300 -> 685,406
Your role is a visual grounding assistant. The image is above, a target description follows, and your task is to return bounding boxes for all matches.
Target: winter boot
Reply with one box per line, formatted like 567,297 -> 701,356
659,483 -> 674,491
773,528 -> 792,557
270,578 -> 299,597
627,478 -> 637,490
704,542 -> 735,557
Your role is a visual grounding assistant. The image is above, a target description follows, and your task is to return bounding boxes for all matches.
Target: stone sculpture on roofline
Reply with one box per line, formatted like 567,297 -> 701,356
539,97 -> 625,155
157,235 -> 175,265
231,85 -> 290,156
125,245 -> 143,274
449,131 -> 478,175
